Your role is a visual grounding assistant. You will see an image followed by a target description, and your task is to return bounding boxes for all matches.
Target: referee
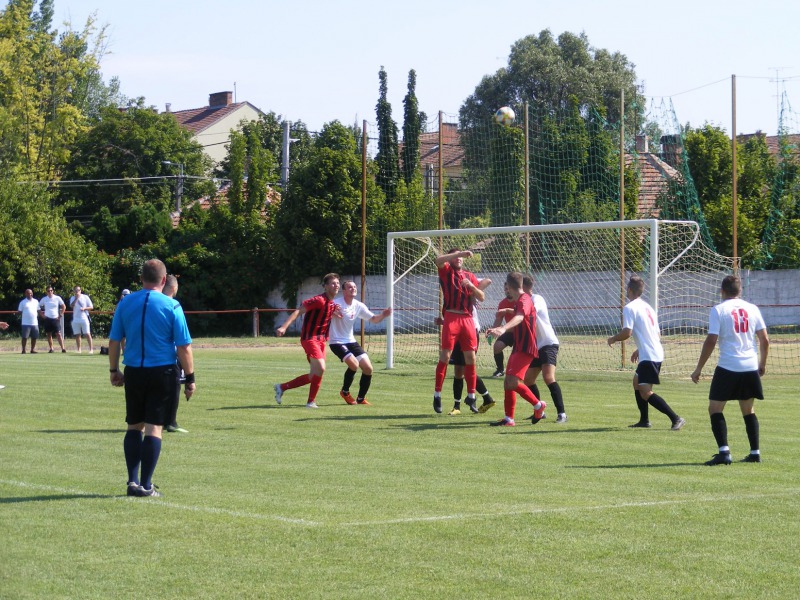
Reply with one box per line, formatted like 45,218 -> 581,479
108,259 -> 195,498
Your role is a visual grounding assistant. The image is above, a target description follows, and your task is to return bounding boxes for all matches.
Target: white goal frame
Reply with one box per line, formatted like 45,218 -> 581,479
386,219 -> 712,369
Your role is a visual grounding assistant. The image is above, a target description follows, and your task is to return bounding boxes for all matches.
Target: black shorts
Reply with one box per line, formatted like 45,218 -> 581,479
530,344 -> 559,368
635,361 -> 662,385
329,342 -> 366,362
709,367 -> 764,401
496,330 -> 514,348
43,317 -> 61,335
124,365 -> 178,426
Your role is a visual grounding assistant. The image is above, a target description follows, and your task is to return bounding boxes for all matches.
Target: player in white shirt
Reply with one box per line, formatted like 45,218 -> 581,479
521,275 -> 567,423
69,285 -> 94,353
39,286 -> 67,353
691,275 -> 769,466
607,275 -> 685,431
18,289 -> 40,354
329,280 -> 392,405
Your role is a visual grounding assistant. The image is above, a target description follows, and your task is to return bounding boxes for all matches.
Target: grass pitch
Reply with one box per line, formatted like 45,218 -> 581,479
1,339 -> 798,599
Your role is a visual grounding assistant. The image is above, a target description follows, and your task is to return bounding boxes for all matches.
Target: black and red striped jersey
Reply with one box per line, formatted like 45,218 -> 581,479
438,262 -> 479,315
300,294 -> 337,341
512,293 -> 538,357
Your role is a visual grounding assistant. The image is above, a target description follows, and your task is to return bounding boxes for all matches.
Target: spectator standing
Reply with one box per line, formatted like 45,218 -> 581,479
69,285 -> 94,354
108,259 -> 195,497
691,275 -> 769,466
39,286 -> 67,353
163,275 -> 188,433
18,289 -> 40,354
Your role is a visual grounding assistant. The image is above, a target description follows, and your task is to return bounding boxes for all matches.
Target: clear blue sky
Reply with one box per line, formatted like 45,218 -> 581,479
56,0 -> 800,136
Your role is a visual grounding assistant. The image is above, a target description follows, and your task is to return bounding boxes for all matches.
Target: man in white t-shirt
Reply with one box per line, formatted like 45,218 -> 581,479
69,285 -> 94,354
18,289 -> 40,354
39,286 -> 67,353
328,280 -> 391,405
607,275 -> 685,431
691,275 -> 769,466
522,275 -> 567,424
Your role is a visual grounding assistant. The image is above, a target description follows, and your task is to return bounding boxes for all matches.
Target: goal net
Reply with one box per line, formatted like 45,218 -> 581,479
386,219 -> 737,375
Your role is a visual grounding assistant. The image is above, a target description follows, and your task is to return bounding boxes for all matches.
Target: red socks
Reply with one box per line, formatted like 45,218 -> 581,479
435,361 -> 448,393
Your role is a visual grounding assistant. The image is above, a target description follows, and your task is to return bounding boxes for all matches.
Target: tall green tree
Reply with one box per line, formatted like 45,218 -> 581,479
375,66 -> 399,203
401,69 -> 422,185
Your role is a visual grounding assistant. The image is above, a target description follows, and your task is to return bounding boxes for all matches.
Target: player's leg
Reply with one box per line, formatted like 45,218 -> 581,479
450,363 -> 465,415
738,398 -> 760,462
492,339 -> 507,377
306,353 -> 326,407
638,362 -> 683,429
435,316 -> 457,413
340,353 -> 359,404
706,398 -> 732,465
355,353 -> 374,404
630,373 -> 650,427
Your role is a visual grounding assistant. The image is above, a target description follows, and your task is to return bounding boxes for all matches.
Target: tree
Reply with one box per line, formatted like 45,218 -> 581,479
375,66 -> 399,203
401,69 -> 422,185
0,0 -> 115,180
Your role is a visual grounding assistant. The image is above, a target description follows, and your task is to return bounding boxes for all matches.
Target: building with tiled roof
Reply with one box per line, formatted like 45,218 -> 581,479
626,135 -> 683,218
417,123 -> 465,194
169,91 -> 265,166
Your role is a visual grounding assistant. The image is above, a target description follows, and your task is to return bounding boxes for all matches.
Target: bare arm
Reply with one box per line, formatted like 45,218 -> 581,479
435,250 -> 472,268
486,314 -> 523,338
462,278 -> 485,303
276,306 -> 306,336
108,340 -> 124,387
369,307 -> 392,324
607,328 -> 632,346
756,328 -> 769,376
177,344 -> 196,399
690,334 -> 718,383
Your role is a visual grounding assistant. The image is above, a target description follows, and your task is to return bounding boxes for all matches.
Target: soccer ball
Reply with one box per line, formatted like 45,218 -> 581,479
494,106 -> 515,126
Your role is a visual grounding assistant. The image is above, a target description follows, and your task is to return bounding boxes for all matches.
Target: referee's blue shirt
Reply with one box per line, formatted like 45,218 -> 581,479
109,289 -> 192,367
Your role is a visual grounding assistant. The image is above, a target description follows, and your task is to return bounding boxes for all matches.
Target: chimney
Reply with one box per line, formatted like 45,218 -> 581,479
660,134 -> 682,168
635,134 -> 649,153
165,103 -> 171,113
209,91 -> 233,107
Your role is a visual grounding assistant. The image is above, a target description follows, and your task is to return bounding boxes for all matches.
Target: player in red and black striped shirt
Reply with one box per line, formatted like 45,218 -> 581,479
433,249 -> 484,414
274,273 -> 342,409
485,272 -> 546,426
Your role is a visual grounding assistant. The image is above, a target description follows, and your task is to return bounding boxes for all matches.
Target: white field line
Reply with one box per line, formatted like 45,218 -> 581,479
3,479 -> 798,528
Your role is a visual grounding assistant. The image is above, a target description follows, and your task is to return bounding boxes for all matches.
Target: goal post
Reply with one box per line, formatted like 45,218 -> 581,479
386,219 -> 737,373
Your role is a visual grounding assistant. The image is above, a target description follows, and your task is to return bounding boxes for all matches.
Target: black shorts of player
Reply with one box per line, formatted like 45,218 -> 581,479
43,317 -> 61,335
635,361 -> 661,385
497,330 -> 514,347
709,366 -> 764,401
124,364 -> 178,426
530,344 -> 559,368
329,342 -> 366,362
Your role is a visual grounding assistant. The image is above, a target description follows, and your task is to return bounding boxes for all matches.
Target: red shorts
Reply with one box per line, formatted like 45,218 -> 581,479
301,339 -> 327,360
506,351 -> 536,380
440,313 -> 477,353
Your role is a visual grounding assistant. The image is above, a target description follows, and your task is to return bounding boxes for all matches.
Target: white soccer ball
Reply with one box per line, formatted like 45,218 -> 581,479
494,106 -> 515,126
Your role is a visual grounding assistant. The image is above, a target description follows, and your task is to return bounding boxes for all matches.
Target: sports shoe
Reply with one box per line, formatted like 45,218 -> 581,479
48,349 -> 54,353
628,421 -> 652,428
533,400 -> 547,421
274,383 -> 283,404
530,412 -> 547,424
490,417 -> 515,427
705,453 -> 732,466
166,425 -> 188,433
491,369 -> 504,378
356,398 -> 371,405
448,407 -> 461,416
433,396 -> 442,414
555,413 -> 568,424
61,349 -> 67,353
478,399 -> 496,414
135,484 -> 162,497
340,390 -> 357,405
740,453 -> 762,463
305,401 -> 319,409
30,350 -> 38,354
88,349 -> 94,354
126,482 -> 142,496
671,417 -> 686,431
465,398 -> 480,414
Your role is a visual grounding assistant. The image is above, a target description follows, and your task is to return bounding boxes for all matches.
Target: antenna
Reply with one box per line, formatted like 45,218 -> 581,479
768,67 -> 789,127
234,81 -> 237,103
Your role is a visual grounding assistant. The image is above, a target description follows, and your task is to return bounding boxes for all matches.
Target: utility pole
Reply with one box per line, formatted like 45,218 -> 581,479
280,121 -> 299,190
162,160 -> 184,212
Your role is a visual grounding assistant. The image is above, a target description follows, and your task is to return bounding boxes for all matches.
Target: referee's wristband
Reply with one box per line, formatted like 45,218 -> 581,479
109,368 -> 119,373
184,372 -> 195,385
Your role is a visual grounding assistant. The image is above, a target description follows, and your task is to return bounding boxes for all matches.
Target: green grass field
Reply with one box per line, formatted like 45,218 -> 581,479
1,338 -> 798,599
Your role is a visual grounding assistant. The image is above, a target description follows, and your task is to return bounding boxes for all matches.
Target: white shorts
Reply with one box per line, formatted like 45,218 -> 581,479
72,321 -> 91,335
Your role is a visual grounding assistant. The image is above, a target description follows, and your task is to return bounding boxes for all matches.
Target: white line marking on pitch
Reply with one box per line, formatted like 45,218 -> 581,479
3,479 -> 797,528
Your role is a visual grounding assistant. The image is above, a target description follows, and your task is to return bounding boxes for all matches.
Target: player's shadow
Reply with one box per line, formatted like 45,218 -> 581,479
35,429 -> 127,434
517,426 -> 617,435
567,462 -> 704,469
295,413 -> 423,423
0,493 -> 112,504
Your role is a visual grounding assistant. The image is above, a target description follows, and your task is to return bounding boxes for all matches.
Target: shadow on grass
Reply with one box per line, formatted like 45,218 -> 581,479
1,493 -> 112,504
35,429 -> 127,434
567,462 -> 704,469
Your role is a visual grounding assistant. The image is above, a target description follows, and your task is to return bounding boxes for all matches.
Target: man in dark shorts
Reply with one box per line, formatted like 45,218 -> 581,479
691,275 -> 769,465
109,259 -> 195,498
39,286 -> 67,353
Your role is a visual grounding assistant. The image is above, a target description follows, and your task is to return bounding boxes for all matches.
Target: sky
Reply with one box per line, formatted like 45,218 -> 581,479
54,0 -> 800,137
